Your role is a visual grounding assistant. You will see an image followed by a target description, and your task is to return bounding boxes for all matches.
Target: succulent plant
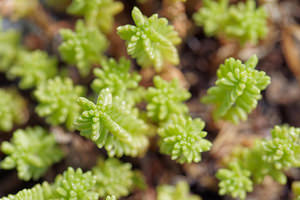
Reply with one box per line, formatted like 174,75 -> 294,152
117,7 -> 181,71
0,126 -> 63,181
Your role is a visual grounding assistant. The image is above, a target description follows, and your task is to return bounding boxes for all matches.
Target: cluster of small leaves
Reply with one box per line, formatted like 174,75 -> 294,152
201,55 -> 270,124
157,181 -> 201,200
0,19 -> 20,72
293,181 -> 300,200
105,196 -> 117,200
217,125 -> 300,199
59,20 -> 108,76
7,50 -> 57,89
146,76 -> 190,122
92,158 -> 144,198
0,89 -> 27,132
91,57 -> 143,105
0,127 -> 63,181
117,7 -> 181,71
158,114 -> 211,163
0,182 -> 52,200
193,0 -> 268,45
75,88 -> 149,157
51,167 -> 99,200
34,77 -> 85,130
67,0 -> 123,33
216,162 -> 252,200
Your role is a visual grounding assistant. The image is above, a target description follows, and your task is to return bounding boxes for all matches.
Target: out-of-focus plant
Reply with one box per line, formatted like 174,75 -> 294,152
157,181 -> 201,200
75,88 -> 149,157
216,125 -> 300,199
91,57 -> 143,105
0,127 -> 63,181
201,55 -> 270,124
7,50 -> 57,89
145,76 -> 190,122
193,0 -> 268,45
34,76 -> 85,130
67,0 -> 123,33
293,181 -> 300,200
0,89 -> 27,132
92,158 -> 145,198
117,7 -> 181,71
59,20 -> 108,76
0,19 -> 20,72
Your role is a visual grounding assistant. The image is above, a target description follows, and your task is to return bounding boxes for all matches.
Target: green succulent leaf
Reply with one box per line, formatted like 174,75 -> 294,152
117,7 -> 181,71
92,158 -> 144,198
216,162 -> 253,200
52,167 -> 99,200
201,55 -> 270,124
75,88 -> 149,157
0,127 -> 63,181
67,0 -> 123,33
0,89 -> 27,132
146,76 -> 190,122
158,114 -> 212,163
217,125 -> 300,199
193,0 -> 268,45
293,181 -> 300,200
0,182 -> 53,200
157,181 -> 201,200
59,20 -> 108,76
34,76 -> 85,130
91,57 -> 143,105
7,50 -> 57,89
105,196 -> 117,200
0,19 -> 20,72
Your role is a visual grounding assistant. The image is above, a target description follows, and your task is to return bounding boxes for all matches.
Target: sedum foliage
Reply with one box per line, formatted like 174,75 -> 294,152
34,77 -> 85,130
293,181 -> 300,200
201,55 -> 270,124
0,127 -> 63,181
67,0 -> 123,33
193,0 -> 268,45
106,196 -> 117,200
92,158 -> 143,198
75,88 -> 149,157
0,89 -> 27,132
7,50 -> 57,89
217,125 -> 300,199
158,114 -> 211,163
216,162 -> 252,200
117,7 -> 181,71
0,19 -> 20,72
146,76 -> 190,122
0,182 -> 52,200
91,57 -> 142,105
51,167 -> 99,200
59,20 -> 108,76
157,181 -> 201,200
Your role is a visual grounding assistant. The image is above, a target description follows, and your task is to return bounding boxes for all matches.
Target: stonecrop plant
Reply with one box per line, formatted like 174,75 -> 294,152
158,114 -> 212,163
7,50 -> 57,89
34,77 -> 85,130
217,125 -> 300,199
67,0 -> 123,33
91,57 -> 142,105
59,20 -> 108,76
0,89 -> 27,132
0,19 -> 20,72
293,181 -> 300,200
51,167 -> 99,200
92,158 -> 143,198
75,88 -> 149,157
201,55 -> 271,124
146,76 -> 191,122
193,0 -> 268,45
157,181 -> 201,200
0,126 -> 63,181
117,7 -> 181,71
